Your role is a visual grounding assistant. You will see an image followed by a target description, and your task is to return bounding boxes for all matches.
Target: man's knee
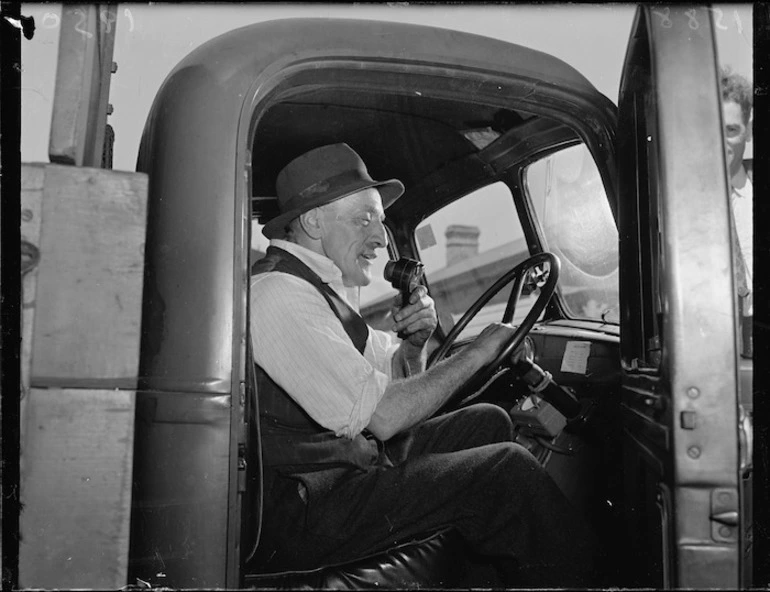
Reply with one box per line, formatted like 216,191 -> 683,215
472,441 -> 548,490
463,403 -> 515,441
491,440 -> 537,464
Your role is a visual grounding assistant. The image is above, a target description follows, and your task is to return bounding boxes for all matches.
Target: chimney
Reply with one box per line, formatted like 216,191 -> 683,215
445,224 -> 480,266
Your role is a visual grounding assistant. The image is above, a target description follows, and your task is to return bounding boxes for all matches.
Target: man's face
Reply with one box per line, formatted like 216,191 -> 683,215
723,100 -> 751,178
319,187 -> 388,287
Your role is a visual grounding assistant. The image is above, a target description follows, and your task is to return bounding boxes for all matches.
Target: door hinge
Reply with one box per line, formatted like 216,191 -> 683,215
710,488 -> 739,543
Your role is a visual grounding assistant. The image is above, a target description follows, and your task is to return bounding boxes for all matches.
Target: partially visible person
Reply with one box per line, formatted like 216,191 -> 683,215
721,66 -> 753,356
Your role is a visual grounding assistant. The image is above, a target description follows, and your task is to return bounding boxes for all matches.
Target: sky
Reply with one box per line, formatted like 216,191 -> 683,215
21,3 -> 753,171
19,2 -> 754,303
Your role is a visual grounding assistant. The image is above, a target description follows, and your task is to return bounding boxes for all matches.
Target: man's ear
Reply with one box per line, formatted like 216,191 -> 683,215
299,208 -> 323,240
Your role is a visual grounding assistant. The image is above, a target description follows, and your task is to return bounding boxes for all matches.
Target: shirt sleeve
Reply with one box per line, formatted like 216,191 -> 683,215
250,272 -> 391,438
369,325 -> 400,381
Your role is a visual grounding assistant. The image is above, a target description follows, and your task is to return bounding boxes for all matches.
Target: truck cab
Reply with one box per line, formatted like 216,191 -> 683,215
19,4 -> 754,589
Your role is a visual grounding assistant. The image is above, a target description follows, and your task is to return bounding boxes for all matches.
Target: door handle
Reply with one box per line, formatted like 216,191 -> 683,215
739,405 -> 752,474
710,488 -> 739,542
710,510 -> 739,527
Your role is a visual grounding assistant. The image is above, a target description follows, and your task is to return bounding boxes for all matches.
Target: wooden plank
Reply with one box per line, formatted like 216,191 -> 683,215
48,4 -> 117,167
19,388 -> 135,589
31,164 -> 148,386
20,164 -> 46,444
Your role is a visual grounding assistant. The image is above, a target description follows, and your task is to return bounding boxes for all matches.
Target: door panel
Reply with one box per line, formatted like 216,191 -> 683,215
617,5 -> 743,588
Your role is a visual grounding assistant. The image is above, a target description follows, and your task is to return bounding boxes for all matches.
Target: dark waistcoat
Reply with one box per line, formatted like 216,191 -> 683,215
251,246 -> 381,474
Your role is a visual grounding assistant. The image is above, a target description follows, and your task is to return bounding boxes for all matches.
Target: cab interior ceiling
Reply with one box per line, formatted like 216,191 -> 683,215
251,88 -> 580,226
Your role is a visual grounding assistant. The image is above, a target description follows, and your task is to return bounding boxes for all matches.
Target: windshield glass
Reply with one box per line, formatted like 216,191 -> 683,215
414,182 -> 541,340
524,143 -> 619,323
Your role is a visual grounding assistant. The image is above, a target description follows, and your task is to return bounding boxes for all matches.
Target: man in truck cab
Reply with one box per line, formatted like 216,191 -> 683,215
249,143 -> 601,587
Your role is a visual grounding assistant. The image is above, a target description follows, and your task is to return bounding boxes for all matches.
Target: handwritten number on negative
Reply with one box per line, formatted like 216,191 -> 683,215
685,9 -> 699,30
711,7 -> 728,31
653,8 -> 672,29
100,9 -> 117,34
42,12 -> 60,29
124,8 -> 135,32
73,8 -> 94,38
40,8 -> 134,34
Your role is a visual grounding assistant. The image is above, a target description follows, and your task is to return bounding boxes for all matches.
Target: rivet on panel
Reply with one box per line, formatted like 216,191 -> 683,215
687,387 -> 700,399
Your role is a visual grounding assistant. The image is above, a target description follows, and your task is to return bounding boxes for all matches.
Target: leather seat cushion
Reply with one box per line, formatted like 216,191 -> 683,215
244,528 -> 468,589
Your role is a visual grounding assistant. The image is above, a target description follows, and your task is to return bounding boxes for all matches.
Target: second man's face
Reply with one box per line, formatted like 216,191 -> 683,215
723,100 -> 751,179
319,187 -> 388,287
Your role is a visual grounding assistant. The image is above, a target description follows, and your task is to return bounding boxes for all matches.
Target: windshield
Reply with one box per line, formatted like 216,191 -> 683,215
524,143 -> 619,323
413,182 -> 540,340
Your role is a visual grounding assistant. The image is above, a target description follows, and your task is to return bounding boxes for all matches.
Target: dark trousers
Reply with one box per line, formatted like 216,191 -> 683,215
259,403 -> 601,587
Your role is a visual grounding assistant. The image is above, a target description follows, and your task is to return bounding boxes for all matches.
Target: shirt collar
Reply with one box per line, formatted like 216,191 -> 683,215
731,164 -> 750,197
270,239 -> 342,284
270,239 -> 362,309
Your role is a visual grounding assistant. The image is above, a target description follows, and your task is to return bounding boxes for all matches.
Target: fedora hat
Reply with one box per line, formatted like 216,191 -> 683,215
262,143 -> 405,239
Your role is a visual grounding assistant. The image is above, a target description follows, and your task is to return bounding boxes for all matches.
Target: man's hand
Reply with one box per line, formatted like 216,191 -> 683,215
471,322 -> 518,363
391,285 -> 437,348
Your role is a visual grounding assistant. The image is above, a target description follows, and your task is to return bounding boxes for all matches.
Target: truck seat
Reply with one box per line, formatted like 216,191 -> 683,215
243,527 -> 470,589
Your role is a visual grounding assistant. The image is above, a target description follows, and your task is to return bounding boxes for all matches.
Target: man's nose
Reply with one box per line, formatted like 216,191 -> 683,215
370,219 -> 388,248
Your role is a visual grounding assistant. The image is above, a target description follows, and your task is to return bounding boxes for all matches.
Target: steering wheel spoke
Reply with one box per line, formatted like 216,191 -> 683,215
429,252 -> 560,411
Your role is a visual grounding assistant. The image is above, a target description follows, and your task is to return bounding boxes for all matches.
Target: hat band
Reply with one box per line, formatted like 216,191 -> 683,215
281,169 -> 372,214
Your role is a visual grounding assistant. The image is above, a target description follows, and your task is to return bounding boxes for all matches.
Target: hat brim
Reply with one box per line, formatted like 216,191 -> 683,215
262,178 -> 404,240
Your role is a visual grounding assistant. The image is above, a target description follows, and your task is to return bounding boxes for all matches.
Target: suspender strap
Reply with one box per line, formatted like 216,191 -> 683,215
252,246 -> 369,353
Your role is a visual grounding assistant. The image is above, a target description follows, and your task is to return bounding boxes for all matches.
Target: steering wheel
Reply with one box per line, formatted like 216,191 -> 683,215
428,252 -> 560,407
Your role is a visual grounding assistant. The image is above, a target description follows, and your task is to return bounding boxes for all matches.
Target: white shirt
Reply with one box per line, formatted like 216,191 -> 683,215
250,240 -> 399,439
731,165 -> 753,315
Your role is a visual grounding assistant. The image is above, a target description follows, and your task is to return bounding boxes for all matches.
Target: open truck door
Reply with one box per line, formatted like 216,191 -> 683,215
616,5 -> 750,588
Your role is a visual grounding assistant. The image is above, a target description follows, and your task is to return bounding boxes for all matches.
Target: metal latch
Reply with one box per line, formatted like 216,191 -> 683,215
680,411 -> 696,430
237,442 -> 248,493
710,488 -> 738,543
